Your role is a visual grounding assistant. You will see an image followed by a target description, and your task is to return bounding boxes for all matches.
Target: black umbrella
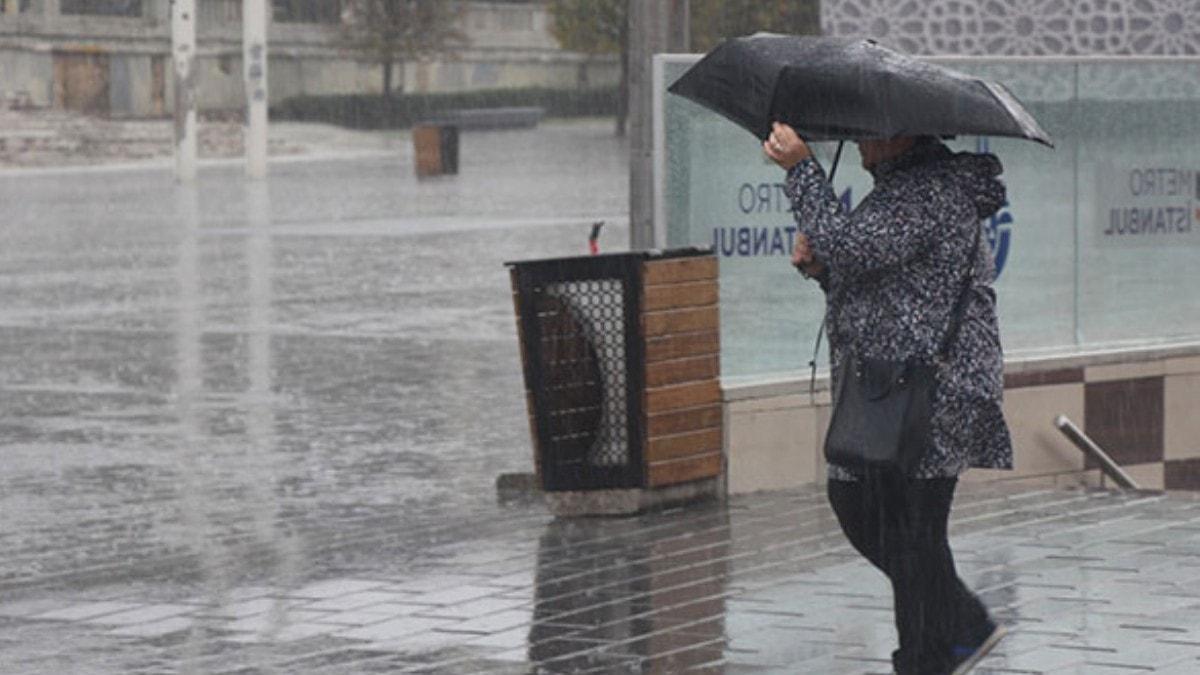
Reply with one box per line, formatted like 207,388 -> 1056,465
668,34 -> 1053,147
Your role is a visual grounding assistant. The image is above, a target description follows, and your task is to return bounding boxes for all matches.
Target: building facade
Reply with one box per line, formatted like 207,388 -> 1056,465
821,0 -> 1200,55
0,0 -> 617,116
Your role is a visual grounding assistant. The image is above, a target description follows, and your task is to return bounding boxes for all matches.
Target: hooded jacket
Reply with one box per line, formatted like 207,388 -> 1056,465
785,138 -> 1013,480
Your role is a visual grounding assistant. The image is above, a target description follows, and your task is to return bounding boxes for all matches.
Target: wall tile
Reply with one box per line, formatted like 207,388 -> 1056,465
1085,361 -> 1166,383
1084,377 -> 1164,467
727,404 -> 819,494
1165,373 -> 1200,461
1119,462 -> 1165,491
1165,458 -> 1200,491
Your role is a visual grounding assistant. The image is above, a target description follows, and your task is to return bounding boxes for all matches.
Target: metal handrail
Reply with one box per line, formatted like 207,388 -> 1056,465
1054,415 -> 1141,490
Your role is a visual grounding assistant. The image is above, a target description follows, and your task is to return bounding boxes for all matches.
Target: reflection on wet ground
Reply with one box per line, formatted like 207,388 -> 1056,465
5,482 -> 1200,673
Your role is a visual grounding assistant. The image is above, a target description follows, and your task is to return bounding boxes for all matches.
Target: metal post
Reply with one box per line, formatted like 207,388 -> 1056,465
171,0 -> 198,183
242,180 -> 302,637
243,0 -> 269,179
1054,415 -> 1142,490
172,184 -> 224,670
629,1 -> 689,250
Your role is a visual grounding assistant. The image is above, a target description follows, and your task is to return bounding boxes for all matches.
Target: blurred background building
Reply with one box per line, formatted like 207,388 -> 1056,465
0,0 -> 606,117
822,0 -> 1200,56
3,1 -> 1198,123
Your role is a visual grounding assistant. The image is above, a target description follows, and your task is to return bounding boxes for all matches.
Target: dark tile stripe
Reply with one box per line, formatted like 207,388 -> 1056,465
1165,458 -> 1200,491
1083,376 -> 1164,468
1004,367 -> 1085,390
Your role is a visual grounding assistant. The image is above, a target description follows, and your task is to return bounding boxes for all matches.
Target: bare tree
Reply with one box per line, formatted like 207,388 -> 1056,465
340,0 -> 469,100
547,0 -> 628,136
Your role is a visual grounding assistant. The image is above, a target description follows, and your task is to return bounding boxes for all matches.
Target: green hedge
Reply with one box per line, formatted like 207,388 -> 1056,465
271,86 -> 620,130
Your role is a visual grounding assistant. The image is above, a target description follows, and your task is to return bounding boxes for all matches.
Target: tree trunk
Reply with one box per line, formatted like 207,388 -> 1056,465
382,59 -> 394,99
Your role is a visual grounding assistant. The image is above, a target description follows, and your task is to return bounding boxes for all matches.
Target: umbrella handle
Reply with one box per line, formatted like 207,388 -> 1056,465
827,140 -> 844,183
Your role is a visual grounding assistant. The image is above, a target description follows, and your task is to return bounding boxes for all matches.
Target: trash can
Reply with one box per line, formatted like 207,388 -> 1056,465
507,248 -> 722,515
412,123 -> 459,177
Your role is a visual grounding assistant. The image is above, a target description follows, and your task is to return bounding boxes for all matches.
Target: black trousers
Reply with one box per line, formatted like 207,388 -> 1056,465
827,472 -> 991,675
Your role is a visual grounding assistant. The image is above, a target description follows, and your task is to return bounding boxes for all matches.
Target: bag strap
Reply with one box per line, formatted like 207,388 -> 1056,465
937,220 -> 982,359
807,220 -> 982,397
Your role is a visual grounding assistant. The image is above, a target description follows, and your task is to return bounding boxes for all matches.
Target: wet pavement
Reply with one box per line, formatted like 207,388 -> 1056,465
3,120 -> 1200,673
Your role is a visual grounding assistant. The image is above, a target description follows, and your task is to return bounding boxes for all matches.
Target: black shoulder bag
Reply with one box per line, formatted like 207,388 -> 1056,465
819,223 -> 981,474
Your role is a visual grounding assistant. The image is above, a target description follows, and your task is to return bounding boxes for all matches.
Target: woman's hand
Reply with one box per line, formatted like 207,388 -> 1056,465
792,233 -> 826,277
763,122 -> 812,170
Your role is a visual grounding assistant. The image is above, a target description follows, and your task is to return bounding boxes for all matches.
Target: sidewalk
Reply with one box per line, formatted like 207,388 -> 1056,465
4,483 -> 1200,673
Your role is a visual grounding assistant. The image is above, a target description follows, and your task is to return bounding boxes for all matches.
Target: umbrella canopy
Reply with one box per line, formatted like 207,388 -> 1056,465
668,34 -> 1053,147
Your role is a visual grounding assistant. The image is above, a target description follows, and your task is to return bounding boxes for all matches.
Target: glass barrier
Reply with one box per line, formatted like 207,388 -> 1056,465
656,56 -> 1200,383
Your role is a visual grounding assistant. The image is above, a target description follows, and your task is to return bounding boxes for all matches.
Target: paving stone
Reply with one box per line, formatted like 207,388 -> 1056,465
1149,656 -> 1200,674
108,617 -> 195,638
32,602 -> 142,622
0,598 -> 71,618
310,604 -> 420,626
1091,639 -> 1200,667
84,604 -> 195,626
205,597 -> 287,619
269,622 -> 341,642
224,610 -> 331,633
985,643 -> 1090,671
436,609 -> 532,634
364,629 -> 469,654
300,590 -> 414,612
385,574 -> 492,594
286,578 -> 388,600
404,585 -> 503,607
335,616 -> 457,642
465,626 -> 532,650
412,596 -> 529,620
225,585 -> 276,600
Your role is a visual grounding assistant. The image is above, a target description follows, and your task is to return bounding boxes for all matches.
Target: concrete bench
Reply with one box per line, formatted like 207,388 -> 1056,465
417,106 -> 544,131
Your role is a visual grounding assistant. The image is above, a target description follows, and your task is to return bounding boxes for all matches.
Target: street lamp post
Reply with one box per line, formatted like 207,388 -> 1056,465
629,0 -> 689,250
243,0 -> 269,179
171,0 -> 198,183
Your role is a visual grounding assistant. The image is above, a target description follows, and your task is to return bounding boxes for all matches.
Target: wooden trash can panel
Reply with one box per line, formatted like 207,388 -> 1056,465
648,452 -> 722,488
640,254 -> 722,489
647,403 -> 722,438
413,125 -> 459,177
509,250 -> 722,497
413,126 -> 443,176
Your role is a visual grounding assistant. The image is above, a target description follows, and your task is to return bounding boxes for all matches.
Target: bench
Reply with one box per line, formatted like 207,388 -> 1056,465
417,106 -> 544,131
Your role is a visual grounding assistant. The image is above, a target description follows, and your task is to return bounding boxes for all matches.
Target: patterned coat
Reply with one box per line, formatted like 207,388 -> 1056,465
784,139 -> 1014,480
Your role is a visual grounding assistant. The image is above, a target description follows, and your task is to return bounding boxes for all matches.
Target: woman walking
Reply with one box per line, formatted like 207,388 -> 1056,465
764,122 -> 1012,675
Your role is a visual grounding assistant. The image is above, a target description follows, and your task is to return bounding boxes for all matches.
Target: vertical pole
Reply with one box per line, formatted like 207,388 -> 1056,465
667,0 -> 690,53
172,0 -> 198,183
629,1 -> 689,250
242,180 -> 301,638
243,0 -> 269,179
173,184 -> 222,672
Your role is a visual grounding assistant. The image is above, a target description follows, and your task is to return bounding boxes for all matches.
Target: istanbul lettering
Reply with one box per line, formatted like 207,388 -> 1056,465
712,182 -> 851,257
712,180 -> 1014,279
1102,166 -> 1199,238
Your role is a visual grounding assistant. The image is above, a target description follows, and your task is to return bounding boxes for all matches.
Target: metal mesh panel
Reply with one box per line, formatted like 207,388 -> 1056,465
512,252 -> 646,491
542,279 -> 629,468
